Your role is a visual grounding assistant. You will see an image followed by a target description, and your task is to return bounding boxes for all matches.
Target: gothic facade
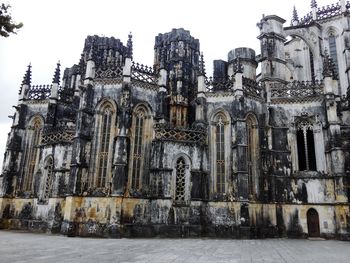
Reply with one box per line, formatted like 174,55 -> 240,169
0,0 -> 350,239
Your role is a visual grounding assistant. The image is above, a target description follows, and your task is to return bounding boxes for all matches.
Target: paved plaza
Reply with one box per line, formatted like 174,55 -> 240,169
0,230 -> 349,263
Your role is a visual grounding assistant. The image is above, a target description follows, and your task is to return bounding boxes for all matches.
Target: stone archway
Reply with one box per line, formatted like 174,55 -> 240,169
307,208 -> 320,237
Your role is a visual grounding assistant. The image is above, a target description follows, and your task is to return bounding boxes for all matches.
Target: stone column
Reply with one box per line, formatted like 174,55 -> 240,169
112,60 -> 132,195
156,68 -> 168,122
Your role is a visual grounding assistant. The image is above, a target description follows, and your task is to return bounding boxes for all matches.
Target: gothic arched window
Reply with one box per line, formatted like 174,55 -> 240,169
175,157 -> 186,201
23,116 -> 43,191
131,108 -> 145,189
309,49 -> 315,83
43,156 -> 54,201
297,120 -> 316,171
246,114 -> 259,197
328,34 -> 339,77
211,112 -> 230,194
216,115 -> 225,193
93,102 -> 116,188
129,105 -> 152,190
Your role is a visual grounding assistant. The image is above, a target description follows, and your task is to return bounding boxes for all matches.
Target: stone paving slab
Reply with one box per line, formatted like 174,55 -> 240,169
0,230 -> 349,263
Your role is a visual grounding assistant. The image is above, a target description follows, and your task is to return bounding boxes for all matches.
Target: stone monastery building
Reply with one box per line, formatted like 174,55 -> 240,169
0,0 -> 349,239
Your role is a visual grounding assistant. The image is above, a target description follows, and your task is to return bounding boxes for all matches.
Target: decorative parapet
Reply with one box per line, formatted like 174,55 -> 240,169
270,80 -> 324,103
131,62 -> 158,90
41,126 -> 75,144
154,123 -> 207,144
25,84 -> 75,103
242,77 -> 263,100
298,12 -> 313,26
27,85 -> 52,100
316,2 -> 342,19
204,76 -> 262,100
296,2 -> 344,26
94,64 -> 123,84
205,76 -> 235,92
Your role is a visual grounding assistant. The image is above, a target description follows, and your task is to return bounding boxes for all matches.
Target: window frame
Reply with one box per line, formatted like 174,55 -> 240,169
23,116 -> 43,191
91,100 -> 117,189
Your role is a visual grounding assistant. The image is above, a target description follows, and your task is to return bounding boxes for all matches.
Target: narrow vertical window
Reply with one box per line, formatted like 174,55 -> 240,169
328,34 -> 341,94
309,49 -> 315,83
175,157 -> 186,201
328,35 -> 339,76
23,117 -> 42,191
216,115 -> 225,193
131,108 -> 145,189
297,122 -> 316,171
246,115 -> 259,197
97,106 -> 112,187
247,117 -> 254,195
43,156 -> 53,201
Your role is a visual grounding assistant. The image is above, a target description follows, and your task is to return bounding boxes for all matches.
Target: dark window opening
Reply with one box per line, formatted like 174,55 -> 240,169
297,130 -> 307,171
328,36 -> 339,76
328,35 -> 341,94
309,50 -> 315,83
307,129 -> 316,171
297,128 -> 316,171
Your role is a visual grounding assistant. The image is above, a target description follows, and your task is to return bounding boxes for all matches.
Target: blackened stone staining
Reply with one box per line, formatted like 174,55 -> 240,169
0,0 -> 350,239
288,209 -> 304,238
19,203 -> 33,220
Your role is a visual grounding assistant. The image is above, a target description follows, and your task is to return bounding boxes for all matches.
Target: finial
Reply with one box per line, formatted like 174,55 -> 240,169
311,0 -> 317,9
127,32 -> 133,59
53,61 -> 61,85
22,63 -> 32,86
291,6 -> 299,25
323,49 -> 337,79
199,52 -> 206,75
233,56 -> 243,74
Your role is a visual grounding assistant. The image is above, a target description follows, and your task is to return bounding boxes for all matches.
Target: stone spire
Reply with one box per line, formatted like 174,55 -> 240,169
311,0 -> 317,8
291,6 -> 299,25
21,63 -> 32,86
19,63 -> 32,96
311,0 -> 318,20
323,49 -> 337,79
52,61 -> 61,85
126,32 -> 133,59
199,52 -> 206,75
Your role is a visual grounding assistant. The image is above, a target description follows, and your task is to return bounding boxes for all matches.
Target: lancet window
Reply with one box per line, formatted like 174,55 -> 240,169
129,105 -> 152,190
43,156 -> 54,201
215,114 -> 226,193
296,120 -> 316,171
246,114 -> 259,197
23,117 -> 43,191
175,157 -> 186,201
94,102 -> 116,188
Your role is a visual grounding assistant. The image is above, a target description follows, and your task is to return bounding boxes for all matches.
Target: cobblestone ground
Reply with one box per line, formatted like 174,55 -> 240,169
0,230 -> 349,263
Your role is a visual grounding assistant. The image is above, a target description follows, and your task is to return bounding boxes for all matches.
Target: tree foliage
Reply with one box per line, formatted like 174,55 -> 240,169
0,3 -> 23,37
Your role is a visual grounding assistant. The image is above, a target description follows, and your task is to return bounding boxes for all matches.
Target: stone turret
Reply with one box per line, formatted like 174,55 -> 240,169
81,35 -> 128,81
258,15 -> 287,81
154,28 -> 200,127
228,47 -> 258,80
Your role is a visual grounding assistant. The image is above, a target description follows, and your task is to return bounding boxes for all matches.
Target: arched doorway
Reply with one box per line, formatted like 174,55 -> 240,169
307,208 -> 320,237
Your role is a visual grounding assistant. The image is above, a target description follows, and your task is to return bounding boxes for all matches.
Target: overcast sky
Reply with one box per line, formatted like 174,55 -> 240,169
0,0 -> 332,170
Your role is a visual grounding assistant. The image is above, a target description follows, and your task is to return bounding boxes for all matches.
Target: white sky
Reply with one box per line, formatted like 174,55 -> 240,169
0,0 -> 332,170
